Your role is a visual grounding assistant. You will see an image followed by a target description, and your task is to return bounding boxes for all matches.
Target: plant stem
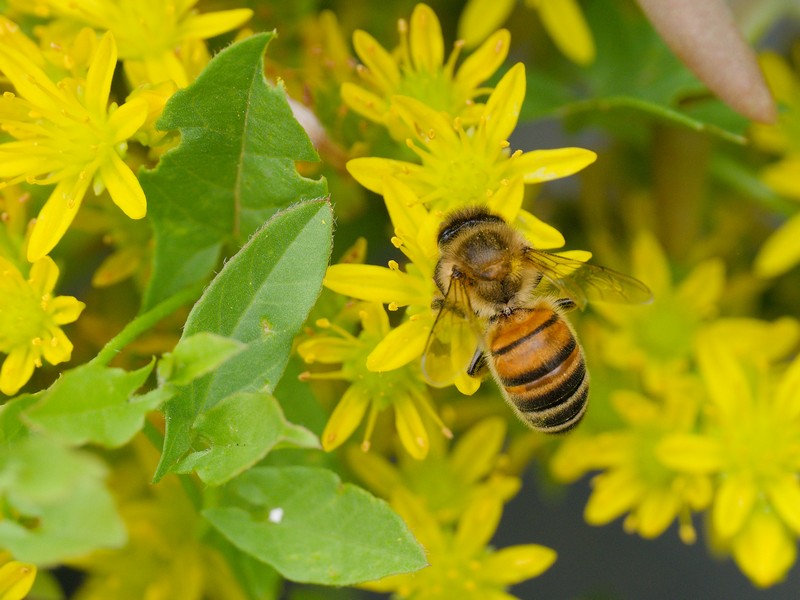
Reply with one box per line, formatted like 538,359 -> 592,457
90,284 -> 203,368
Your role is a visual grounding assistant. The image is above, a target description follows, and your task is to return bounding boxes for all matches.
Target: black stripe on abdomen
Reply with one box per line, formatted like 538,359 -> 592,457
499,336 -> 577,387
492,312 -> 559,357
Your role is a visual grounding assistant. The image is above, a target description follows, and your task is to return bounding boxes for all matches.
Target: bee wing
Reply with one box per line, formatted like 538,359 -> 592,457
524,249 -> 653,309
421,277 -> 482,388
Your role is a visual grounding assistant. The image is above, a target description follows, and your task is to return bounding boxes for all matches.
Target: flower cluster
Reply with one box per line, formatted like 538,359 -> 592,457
0,3 -> 252,391
549,231 -> 800,586
309,3 -> 601,596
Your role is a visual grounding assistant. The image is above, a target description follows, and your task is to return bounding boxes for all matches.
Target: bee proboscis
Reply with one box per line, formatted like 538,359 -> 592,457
422,207 -> 652,433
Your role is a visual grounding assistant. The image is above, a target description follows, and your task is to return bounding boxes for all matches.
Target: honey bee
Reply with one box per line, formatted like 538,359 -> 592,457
422,207 -> 652,433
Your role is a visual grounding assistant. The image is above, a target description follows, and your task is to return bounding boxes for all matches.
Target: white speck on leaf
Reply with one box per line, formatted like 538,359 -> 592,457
269,507 -> 284,524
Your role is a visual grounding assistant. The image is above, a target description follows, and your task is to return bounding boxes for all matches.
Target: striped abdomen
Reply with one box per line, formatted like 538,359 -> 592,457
487,302 -> 588,433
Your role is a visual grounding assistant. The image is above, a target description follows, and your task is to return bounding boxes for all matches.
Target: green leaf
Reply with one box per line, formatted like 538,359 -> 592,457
159,332 -> 246,386
0,394 -> 38,445
521,0 -> 748,143
23,362 -> 158,448
0,437 -> 125,563
204,466 -> 426,585
207,527 -> 283,600
141,32 -> 327,309
154,200 -> 333,481
174,391 -> 318,486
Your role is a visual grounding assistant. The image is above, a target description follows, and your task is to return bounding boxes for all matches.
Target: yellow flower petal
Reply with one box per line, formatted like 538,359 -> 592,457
391,486 -> 444,553
409,4 -> 444,74
482,63 -> 525,146
675,258 -> 724,317
296,337 -> 357,364
383,176 -> 432,245
761,156 -> 800,200
394,393 -> 429,459
352,29 -> 400,93
345,445 -> 403,499
341,82 -> 388,123
485,176 -> 524,222
454,491 -> 503,555
0,346 -> 36,396
41,326 -> 73,365
696,339 -> 751,420
449,417 -> 507,484
176,9 -> 253,40
324,264 -> 429,306
515,208 -> 566,249
0,560 -> 36,600
366,317 -> 429,372
455,29 -> 511,91
321,384 -> 370,451
512,147 -> 597,184
755,211 -> 800,277
713,473 -> 757,539
536,0 -> 596,65
631,231 -> 671,298
766,474 -> 800,535
656,433 -> 724,473
85,32 -> 117,118
392,95 -> 459,147
758,52 -> 799,105
585,469 -> 645,525
776,354 -> 800,420
480,544 -> 557,584
454,371 -> 481,395
732,510 -> 796,588
27,175 -> 92,262
457,0 -> 516,48
636,488 -> 680,538
27,256 -> 58,297
346,157 -> 424,195
100,152 -> 147,219
0,29 -> 63,111
107,98 -> 149,142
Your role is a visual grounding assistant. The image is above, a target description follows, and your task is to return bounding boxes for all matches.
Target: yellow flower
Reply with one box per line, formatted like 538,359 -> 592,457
751,52 -> 800,276
325,175 -> 581,394
297,302 -> 449,460
0,23 -> 148,261
458,0 -> 595,65
592,231 -> 725,391
362,487 -> 556,599
0,256 -> 84,395
22,0 -> 253,88
347,416 -> 521,524
0,553 -> 36,600
595,231 -> 799,392
658,340 -> 800,587
342,3 -> 511,135
552,384 -> 712,543
347,63 -> 596,227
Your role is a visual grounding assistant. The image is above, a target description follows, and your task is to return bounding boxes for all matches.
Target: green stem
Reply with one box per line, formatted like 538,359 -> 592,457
90,284 -> 203,367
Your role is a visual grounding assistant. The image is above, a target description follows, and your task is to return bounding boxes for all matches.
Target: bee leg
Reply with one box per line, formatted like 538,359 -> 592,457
554,298 -> 577,312
467,348 -> 488,378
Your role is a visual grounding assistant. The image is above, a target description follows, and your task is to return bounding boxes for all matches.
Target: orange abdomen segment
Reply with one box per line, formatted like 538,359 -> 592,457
488,306 -> 588,433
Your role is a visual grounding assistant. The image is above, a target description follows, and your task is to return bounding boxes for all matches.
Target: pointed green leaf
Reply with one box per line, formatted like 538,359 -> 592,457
154,200 -> 333,481
23,362 -> 157,448
204,466 -> 427,585
159,332 -> 246,386
174,391 -> 318,486
141,32 -> 327,309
